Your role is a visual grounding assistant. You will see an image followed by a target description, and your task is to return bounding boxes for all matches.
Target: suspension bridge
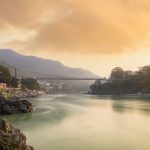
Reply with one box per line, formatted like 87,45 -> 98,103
36,77 -> 100,81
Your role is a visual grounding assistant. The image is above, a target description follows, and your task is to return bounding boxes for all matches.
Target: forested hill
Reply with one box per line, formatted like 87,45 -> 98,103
91,66 -> 150,95
0,49 -> 98,78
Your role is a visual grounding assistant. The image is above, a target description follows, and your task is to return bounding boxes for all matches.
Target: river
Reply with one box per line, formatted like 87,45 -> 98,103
5,94 -> 150,150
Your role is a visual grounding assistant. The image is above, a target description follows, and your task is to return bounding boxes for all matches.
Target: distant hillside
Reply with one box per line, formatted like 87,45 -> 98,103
0,49 -> 98,78
0,60 -> 33,78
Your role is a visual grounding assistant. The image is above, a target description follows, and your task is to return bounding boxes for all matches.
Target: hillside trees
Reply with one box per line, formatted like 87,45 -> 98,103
91,65 -> 150,95
0,65 -> 12,84
21,78 -> 40,90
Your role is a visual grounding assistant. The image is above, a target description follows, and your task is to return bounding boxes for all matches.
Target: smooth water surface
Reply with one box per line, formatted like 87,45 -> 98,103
5,94 -> 150,150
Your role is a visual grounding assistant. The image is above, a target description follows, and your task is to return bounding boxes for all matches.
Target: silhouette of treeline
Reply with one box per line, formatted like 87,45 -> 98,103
0,64 -> 40,90
90,65 -> 150,95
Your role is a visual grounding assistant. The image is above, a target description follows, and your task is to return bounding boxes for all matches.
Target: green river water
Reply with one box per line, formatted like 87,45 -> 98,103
5,94 -> 150,150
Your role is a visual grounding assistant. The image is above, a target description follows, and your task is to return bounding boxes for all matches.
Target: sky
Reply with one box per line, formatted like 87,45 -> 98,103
0,0 -> 150,77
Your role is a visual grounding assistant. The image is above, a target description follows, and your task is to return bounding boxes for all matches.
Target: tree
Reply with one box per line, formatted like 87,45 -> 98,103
124,70 -> 133,80
21,78 -> 40,90
111,67 -> 124,80
90,65 -> 150,95
139,65 -> 150,77
0,65 -> 12,84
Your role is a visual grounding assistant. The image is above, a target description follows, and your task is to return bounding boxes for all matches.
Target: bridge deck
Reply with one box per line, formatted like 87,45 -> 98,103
37,78 -> 100,80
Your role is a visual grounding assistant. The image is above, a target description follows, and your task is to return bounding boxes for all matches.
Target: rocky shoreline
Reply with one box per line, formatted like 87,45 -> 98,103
0,88 -> 40,149
0,118 -> 34,150
0,96 -> 33,115
0,88 -> 44,100
0,96 -> 34,149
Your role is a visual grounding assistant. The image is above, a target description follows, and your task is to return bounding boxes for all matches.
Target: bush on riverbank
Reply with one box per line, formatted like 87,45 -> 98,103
21,78 -> 40,90
0,65 -> 12,85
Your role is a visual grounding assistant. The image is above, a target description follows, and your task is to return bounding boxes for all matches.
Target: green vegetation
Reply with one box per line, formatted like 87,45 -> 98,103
21,78 -> 40,90
0,88 -> 17,100
111,67 -> 125,80
90,65 -> 150,95
0,65 -> 12,84
0,65 -> 18,88
0,64 -> 40,90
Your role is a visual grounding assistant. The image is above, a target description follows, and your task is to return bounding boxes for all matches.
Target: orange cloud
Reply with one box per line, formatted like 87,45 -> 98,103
1,0 -> 150,55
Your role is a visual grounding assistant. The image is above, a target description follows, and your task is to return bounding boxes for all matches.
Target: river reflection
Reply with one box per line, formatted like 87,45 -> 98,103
5,94 -> 150,150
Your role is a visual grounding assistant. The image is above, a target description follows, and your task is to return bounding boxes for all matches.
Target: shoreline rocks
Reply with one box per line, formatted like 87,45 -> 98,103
0,88 -> 44,100
0,96 -> 33,115
0,118 -> 34,150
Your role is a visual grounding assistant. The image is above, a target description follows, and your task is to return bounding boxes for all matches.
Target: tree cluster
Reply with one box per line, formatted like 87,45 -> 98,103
0,64 -> 40,90
90,65 -> 150,95
0,65 -> 12,85
21,78 -> 40,90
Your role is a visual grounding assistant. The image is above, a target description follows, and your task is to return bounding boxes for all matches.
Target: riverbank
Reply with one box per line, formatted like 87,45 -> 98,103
0,95 -> 33,115
0,92 -> 34,148
0,89 -> 37,149
0,87 -> 44,115
0,118 -> 34,150
87,92 -> 150,97
0,87 -> 44,100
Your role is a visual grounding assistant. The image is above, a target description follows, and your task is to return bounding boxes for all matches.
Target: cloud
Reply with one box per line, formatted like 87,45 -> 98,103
1,0 -> 150,55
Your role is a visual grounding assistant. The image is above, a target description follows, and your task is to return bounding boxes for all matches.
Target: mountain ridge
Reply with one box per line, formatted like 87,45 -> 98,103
0,49 -> 99,78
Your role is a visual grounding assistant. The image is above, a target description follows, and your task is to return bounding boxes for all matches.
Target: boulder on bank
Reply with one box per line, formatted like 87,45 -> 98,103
0,118 -> 34,150
0,96 -> 33,115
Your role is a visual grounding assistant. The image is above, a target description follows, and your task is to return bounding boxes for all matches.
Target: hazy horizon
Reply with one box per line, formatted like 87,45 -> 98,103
1,49 -> 148,77
0,1 -> 150,149
0,0 -> 150,76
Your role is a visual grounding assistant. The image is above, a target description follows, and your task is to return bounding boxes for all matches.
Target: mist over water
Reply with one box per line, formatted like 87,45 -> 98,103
5,94 -> 150,150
